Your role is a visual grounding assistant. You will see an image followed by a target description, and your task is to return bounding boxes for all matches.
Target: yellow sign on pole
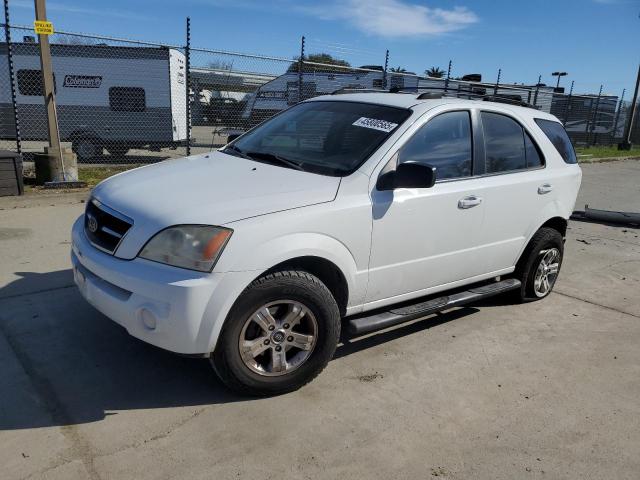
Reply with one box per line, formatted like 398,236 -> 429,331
34,20 -> 54,35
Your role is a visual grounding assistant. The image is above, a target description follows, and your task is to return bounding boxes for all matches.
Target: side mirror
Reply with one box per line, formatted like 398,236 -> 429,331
376,161 -> 437,191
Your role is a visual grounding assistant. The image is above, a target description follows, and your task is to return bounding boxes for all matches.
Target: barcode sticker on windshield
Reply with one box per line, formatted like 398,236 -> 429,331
352,117 -> 398,133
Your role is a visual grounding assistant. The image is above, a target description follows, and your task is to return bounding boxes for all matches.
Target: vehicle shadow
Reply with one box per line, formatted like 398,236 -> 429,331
0,269 -> 242,431
0,270 -> 486,431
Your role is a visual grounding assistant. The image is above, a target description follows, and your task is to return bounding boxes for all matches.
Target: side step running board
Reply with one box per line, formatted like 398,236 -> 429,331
347,278 -> 521,336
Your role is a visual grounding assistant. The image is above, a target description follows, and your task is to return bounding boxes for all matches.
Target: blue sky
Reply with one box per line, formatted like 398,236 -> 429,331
8,0 -> 640,96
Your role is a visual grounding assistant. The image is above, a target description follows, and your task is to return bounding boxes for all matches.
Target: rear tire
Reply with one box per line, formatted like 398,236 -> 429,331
512,227 -> 564,302
211,270 -> 341,396
72,137 -> 101,163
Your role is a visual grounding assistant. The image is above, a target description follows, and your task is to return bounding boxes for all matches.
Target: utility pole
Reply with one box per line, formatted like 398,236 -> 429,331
619,62 -> 640,150
34,0 -> 63,171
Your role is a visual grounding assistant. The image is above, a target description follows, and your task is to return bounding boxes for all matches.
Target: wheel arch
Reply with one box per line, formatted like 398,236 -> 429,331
540,216 -> 568,238
204,233 -> 362,353
515,214 -> 568,268
262,256 -> 349,316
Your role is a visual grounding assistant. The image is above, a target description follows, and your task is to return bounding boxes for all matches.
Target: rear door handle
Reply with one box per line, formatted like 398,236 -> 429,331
458,195 -> 483,209
538,183 -> 553,194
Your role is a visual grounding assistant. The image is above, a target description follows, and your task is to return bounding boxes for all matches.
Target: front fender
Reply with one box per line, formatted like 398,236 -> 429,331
226,232 -> 362,305
202,232 -> 365,353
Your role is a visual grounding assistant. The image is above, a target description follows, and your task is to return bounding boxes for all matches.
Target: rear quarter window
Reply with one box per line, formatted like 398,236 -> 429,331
534,119 -> 577,164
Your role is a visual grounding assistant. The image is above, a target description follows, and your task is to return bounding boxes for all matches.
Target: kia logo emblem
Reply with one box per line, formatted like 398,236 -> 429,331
87,214 -> 98,233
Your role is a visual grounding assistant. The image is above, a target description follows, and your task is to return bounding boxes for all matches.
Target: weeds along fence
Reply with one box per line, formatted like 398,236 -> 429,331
1,23 -> 639,170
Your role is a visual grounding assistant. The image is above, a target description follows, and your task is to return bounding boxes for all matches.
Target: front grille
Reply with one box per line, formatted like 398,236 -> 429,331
84,198 -> 133,254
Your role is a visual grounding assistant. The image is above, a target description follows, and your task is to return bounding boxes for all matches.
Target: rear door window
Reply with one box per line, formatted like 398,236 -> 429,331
482,112 -> 526,173
481,112 -> 545,173
524,132 -> 544,168
534,119 -> 577,164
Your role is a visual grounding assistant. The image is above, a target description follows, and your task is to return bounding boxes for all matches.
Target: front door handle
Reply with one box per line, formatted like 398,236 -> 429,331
458,195 -> 483,209
538,183 -> 553,194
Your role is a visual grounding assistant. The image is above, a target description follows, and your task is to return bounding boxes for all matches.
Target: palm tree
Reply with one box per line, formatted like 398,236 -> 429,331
390,66 -> 407,73
425,67 -> 445,78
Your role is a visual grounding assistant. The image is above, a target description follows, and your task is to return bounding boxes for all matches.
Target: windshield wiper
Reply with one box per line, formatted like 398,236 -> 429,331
245,151 -> 305,171
223,144 -> 253,160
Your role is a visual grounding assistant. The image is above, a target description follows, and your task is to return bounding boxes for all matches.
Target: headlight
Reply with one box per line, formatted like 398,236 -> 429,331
139,225 -> 232,272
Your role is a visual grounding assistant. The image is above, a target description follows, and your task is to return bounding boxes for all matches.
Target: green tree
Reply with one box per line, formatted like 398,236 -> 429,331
389,66 -> 407,73
425,67 -> 445,78
287,53 -> 351,73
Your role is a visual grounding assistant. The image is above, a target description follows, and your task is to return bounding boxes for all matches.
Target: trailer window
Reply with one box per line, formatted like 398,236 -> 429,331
109,87 -> 146,112
17,69 -> 56,96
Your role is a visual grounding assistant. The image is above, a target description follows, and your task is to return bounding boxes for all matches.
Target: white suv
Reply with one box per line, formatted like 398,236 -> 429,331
71,93 -> 581,395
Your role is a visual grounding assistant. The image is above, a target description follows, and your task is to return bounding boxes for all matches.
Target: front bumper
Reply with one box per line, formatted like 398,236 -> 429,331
71,216 -> 257,354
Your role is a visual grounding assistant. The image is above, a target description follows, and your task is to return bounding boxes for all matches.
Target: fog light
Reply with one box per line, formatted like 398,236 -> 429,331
140,308 -> 157,330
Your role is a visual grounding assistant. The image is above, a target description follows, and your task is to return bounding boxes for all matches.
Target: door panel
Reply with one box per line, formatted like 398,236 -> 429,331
365,108 -> 485,304
471,169 -> 555,273
366,178 -> 486,303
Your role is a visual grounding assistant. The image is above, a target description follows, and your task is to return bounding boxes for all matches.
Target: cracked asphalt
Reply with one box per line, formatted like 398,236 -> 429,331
1,159 -> 639,479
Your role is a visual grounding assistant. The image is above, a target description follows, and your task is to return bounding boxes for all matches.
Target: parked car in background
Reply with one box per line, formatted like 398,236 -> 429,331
71,92 -> 581,395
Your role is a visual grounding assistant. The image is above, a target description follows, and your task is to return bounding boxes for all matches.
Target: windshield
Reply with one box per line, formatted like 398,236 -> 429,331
225,101 -> 411,176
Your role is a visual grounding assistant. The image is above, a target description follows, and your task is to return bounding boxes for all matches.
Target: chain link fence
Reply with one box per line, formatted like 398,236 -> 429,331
1,23 -> 639,175
1,24 -> 189,166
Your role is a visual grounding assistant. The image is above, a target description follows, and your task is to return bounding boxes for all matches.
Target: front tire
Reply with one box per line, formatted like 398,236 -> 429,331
513,227 -> 564,302
212,270 -> 341,396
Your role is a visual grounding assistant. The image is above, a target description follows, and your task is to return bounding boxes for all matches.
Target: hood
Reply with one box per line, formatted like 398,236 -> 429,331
92,151 -> 340,259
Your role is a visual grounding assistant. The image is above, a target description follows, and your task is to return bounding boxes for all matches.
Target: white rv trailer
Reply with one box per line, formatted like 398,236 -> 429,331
0,42 -> 187,161
240,69 -> 419,128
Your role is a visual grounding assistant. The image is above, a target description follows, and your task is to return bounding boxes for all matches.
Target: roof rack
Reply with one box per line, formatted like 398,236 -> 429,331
330,87 -> 388,95
328,85 -> 540,110
416,92 -> 444,99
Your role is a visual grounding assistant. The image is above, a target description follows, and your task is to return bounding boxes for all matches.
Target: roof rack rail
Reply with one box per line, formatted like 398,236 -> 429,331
330,87 -> 388,95
416,92 -> 444,99
327,86 -> 540,110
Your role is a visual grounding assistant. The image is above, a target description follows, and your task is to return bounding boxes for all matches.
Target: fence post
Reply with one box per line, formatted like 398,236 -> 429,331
3,1 -> 21,154
494,68 -> 501,95
591,85 -> 602,145
588,85 -> 603,145
563,80 -> 574,125
383,49 -> 389,89
533,75 -> 541,106
298,36 -> 305,102
444,60 -> 452,93
185,17 -> 191,156
611,88 -> 625,143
